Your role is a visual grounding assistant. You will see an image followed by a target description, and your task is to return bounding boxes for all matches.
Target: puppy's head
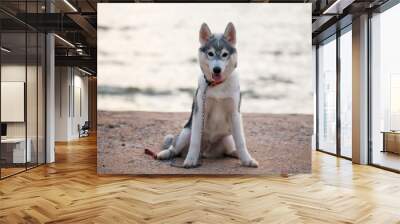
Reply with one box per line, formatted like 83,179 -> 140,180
198,22 -> 237,84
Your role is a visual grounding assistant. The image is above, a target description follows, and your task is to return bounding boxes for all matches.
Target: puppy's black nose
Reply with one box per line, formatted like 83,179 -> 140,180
213,67 -> 221,74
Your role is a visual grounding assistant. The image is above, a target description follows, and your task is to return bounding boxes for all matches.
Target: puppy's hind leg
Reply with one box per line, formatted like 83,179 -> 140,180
161,134 -> 175,150
156,134 -> 176,160
223,135 -> 239,158
157,128 -> 191,160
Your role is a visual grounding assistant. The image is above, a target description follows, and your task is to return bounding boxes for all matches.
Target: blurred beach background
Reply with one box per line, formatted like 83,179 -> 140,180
97,3 -> 312,114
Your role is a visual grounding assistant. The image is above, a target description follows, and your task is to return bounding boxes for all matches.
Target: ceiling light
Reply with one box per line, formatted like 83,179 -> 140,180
63,0 -> 78,12
54,34 -> 75,48
78,67 -> 93,76
323,0 -> 355,15
76,48 -> 85,55
1,47 -> 11,53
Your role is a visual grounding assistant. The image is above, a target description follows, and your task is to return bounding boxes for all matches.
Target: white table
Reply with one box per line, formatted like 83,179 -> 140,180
1,138 -> 31,163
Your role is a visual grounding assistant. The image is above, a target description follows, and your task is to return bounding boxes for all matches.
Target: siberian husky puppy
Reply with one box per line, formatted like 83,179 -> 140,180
157,22 -> 258,168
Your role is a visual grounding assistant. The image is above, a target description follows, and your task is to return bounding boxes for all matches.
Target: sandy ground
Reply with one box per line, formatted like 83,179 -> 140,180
97,111 -> 312,175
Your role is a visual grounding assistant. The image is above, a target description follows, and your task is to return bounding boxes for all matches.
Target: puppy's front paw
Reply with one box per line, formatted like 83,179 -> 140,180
240,158 -> 259,168
183,156 -> 199,168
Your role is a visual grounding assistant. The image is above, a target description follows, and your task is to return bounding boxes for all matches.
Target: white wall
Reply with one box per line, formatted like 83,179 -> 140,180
55,67 -> 89,141
1,65 -> 27,145
1,65 -> 39,138
1,63 -> 47,164
70,73 -> 89,138
1,65 -> 26,132
55,66 -> 70,141
76,71 -> 89,138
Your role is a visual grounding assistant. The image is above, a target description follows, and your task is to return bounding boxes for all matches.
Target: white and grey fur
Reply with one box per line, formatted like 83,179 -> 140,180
157,22 -> 258,168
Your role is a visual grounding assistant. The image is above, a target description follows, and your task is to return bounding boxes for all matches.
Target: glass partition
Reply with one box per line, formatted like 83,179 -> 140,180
1,31 -> 28,177
371,3 -> 400,171
27,30 -> 38,169
0,2 -> 46,179
317,36 -> 337,154
26,0 -> 42,169
339,27 -> 352,158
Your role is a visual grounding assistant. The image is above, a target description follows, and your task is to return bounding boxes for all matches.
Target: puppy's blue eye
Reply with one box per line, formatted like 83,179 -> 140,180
222,53 -> 228,57
207,52 -> 214,57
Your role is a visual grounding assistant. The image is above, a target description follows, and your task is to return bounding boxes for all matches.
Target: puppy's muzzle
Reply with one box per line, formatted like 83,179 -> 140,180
213,66 -> 221,74
212,66 -> 223,82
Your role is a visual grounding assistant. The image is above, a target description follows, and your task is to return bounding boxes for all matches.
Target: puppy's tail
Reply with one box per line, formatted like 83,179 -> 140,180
162,134 -> 175,150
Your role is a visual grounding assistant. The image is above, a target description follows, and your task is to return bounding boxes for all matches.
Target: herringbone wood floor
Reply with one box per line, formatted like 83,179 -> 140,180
1,135 -> 400,224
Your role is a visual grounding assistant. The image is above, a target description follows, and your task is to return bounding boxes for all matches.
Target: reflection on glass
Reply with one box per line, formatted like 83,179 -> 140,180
27,31 -> 38,169
318,37 -> 337,154
371,3 -> 400,171
1,32 -> 27,177
340,29 -> 352,158
0,1 -> 47,179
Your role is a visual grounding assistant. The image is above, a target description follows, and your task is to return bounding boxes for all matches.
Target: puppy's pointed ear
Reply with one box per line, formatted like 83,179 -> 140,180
199,23 -> 212,45
223,22 -> 236,46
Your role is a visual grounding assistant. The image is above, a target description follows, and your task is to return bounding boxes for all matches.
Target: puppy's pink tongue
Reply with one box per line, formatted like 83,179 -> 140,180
212,74 -> 223,82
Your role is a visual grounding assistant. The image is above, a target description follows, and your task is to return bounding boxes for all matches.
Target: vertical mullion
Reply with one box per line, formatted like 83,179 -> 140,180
316,45 -> 320,150
69,70 -> 71,118
0,25 -> 2,179
336,29 -> 341,157
25,0 -> 28,171
36,0 -> 39,167
44,0 -> 48,164
44,34 -> 47,164
60,68 -> 61,117
367,11 -> 373,165
73,68 -> 75,118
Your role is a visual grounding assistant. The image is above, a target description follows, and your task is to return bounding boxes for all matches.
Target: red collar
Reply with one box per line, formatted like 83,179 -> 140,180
210,80 -> 223,86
